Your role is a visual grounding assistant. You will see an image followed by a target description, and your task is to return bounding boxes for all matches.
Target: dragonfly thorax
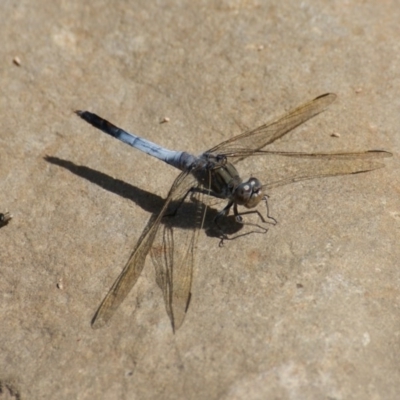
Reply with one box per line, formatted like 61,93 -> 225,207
191,154 -> 240,199
233,178 -> 264,208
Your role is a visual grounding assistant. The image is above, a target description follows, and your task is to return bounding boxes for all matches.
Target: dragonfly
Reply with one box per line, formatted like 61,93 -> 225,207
76,93 -> 391,331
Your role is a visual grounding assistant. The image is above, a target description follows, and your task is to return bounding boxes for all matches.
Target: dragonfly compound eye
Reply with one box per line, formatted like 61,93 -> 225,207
234,178 -> 263,208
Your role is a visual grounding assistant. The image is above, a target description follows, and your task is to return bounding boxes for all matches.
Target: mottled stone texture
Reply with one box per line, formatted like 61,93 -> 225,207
0,1 -> 399,399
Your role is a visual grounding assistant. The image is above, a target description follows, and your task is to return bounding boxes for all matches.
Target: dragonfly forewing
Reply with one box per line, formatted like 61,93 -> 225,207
209,93 -> 337,156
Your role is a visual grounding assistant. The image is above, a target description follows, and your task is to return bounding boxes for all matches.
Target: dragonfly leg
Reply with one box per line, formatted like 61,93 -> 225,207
213,201 -> 234,246
263,195 -> 278,225
233,203 -> 269,235
163,187 -> 197,218
216,199 -> 277,246
233,197 -> 277,226
215,198 -> 278,246
164,186 -> 225,219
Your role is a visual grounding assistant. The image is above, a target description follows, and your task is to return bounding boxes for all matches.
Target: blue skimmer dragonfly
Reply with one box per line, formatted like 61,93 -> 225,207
76,93 -> 390,331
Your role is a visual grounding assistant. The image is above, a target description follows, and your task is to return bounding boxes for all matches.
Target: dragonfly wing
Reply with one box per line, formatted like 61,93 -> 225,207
91,170 -> 198,329
151,176 -> 205,332
208,93 -> 336,156
245,150 -> 393,190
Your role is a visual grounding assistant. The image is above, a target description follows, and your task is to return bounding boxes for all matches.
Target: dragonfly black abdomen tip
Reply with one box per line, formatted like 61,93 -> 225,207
75,110 -> 91,120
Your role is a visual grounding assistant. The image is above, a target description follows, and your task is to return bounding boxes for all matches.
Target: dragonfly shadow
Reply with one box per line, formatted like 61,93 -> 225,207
44,156 -> 245,234
45,156 -> 164,214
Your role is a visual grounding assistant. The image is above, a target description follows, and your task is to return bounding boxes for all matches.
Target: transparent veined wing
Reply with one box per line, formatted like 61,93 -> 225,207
92,170 -> 205,330
208,93 -> 336,157
244,150 -> 392,190
151,176 -> 206,332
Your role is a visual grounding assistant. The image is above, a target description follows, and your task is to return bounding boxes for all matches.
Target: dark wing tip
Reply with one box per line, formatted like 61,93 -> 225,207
366,150 -> 393,158
75,110 -> 85,117
91,314 -> 107,330
315,92 -> 336,99
315,93 -> 337,105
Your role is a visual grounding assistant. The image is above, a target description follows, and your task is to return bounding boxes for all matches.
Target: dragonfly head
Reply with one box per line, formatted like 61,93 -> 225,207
234,178 -> 264,208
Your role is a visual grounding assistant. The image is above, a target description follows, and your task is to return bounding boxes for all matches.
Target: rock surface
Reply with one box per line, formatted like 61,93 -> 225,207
0,1 -> 399,399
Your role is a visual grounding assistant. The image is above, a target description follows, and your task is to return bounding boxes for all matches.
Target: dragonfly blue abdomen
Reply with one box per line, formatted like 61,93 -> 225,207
75,110 -> 197,171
